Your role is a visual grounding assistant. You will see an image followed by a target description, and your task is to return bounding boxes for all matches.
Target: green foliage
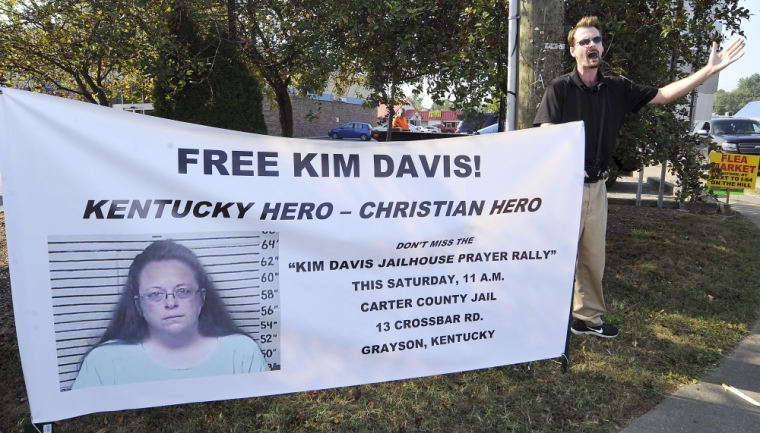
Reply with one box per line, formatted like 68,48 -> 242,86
333,0 -> 471,138
714,73 -> 760,115
0,0 -> 150,105
668,134 -> 722,203
566,0 -> 750,202
426,1 -> 510,114
1,0 -> 753,157
335,1 -> 468,106
150,2 -> 266,134
407,93 -> 429,110
431,99 -> 456,111
484,98 -> 502,114
233,0 -> 337,137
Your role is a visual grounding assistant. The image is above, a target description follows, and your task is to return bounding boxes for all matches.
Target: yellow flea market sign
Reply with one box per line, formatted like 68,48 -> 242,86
708,152 -> 760,190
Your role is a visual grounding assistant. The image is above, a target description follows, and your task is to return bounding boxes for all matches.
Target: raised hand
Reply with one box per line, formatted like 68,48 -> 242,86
707,38 -> 746,74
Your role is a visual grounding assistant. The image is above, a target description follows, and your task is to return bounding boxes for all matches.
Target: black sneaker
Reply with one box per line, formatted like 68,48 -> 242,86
571,319 -> 619,338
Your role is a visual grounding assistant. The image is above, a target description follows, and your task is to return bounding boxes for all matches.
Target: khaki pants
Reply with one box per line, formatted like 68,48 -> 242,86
573,181 -> 607,327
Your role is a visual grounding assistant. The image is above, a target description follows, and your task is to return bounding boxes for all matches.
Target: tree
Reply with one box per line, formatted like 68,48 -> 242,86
714,73 -> 760,115
151,1 -> 266,134
231,0 -> 337,137
431,100 -> 455,111
335,0 -> 469,140
424,1 -> 511,121
407,93 -> 429,110
0,0 -> 149,105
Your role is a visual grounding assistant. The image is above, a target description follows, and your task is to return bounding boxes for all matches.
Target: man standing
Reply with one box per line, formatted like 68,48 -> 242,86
393,108 -> 410,131
533,16 -> 744,338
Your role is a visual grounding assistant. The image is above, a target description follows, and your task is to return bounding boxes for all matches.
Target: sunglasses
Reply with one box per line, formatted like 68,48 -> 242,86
576,36 -> 603,47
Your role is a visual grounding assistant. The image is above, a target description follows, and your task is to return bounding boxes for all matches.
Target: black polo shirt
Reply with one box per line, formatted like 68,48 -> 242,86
533,68 -> 658,170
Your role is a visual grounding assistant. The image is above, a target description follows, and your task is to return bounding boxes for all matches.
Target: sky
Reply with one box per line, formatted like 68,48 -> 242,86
719,0 -> 758,91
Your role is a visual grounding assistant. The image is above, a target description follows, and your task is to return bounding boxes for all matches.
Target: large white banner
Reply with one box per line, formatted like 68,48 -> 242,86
0,88 -> 584,422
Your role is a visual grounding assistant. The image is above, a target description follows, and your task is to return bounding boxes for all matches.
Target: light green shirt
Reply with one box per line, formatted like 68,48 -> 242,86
72,334 -> 269,389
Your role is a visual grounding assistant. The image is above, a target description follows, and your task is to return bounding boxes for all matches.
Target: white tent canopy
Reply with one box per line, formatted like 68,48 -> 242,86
735,101 -> 760,120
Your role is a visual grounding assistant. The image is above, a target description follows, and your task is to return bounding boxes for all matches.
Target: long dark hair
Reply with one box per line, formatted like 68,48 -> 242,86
95,240 -> 244,345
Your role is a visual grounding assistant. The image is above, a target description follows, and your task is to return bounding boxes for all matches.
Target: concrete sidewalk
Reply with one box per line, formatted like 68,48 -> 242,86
609,166 -> 760,433
622,319 -> 760,432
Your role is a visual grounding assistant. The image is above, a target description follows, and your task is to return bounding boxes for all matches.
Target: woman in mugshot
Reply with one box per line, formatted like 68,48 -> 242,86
72,240 -> 269,388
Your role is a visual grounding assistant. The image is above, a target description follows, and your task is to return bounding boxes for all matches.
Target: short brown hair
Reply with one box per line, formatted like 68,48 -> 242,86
568,16 -> 603,46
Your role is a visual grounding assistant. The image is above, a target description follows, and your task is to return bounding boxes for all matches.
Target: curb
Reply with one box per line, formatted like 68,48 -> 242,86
608,197 -> 681,208
608,197 -> 729,214
646,176 -> 676,195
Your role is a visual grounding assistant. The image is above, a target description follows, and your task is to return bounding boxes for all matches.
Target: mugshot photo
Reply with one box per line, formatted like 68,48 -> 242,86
50,232 -> 281,391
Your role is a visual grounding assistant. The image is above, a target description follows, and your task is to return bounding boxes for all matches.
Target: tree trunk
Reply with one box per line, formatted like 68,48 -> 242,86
273,83 -> 294,137
516,0 -> 564,129
497,4 -> 506,133
227,0 -> 236,40
386,82 -> 397,141
77,72 -> 109,106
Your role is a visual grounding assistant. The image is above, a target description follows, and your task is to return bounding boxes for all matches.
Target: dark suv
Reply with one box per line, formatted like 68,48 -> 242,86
456,113 -> 499,134
695,117 -> 760,155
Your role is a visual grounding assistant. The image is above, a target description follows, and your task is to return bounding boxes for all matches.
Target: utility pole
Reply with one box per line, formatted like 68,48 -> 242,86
516,0 -> 565,130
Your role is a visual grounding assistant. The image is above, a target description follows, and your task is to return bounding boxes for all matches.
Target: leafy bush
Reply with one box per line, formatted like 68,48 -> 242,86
151,2 -> 266,134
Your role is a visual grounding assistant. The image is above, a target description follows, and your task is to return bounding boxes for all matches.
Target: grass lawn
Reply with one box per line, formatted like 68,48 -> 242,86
2,205 -> 760,432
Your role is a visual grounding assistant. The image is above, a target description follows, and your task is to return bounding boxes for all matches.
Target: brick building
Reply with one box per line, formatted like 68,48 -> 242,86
376,103 -> 461,129
263,96 -> 377,138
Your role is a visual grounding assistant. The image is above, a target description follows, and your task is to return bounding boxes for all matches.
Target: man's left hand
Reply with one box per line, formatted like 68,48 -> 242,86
707,38 -> 745,74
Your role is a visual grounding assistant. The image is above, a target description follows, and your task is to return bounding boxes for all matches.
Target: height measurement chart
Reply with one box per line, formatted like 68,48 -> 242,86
50,232 -> 281,391
257,232 -> 281,370
0,89 -> 584,422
